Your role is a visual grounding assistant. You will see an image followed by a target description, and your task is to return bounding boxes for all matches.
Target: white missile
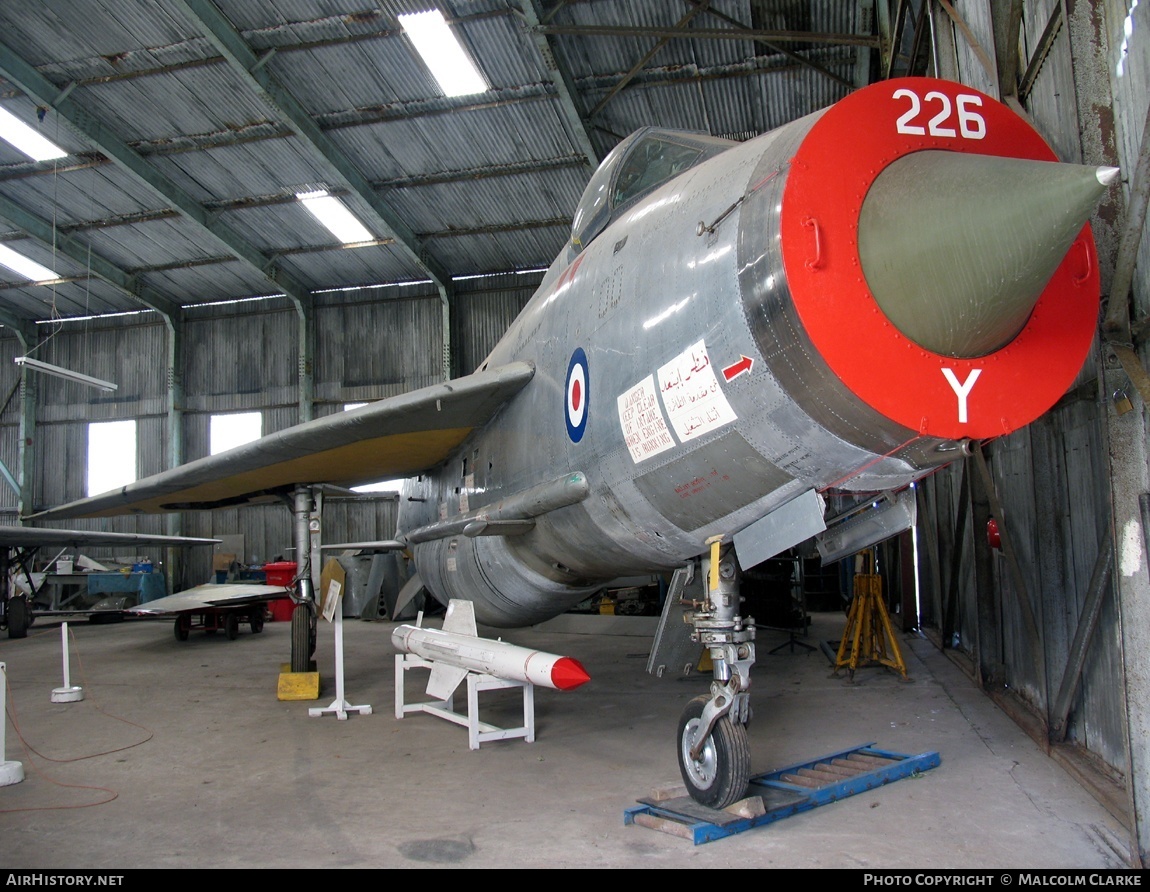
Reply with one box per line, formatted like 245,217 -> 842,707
391,599 -> 590,699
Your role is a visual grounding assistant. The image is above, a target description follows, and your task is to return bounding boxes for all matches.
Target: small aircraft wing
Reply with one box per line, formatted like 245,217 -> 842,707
30,361 -> 535,521
0,526 -> 220,549
127,583 -> 292,616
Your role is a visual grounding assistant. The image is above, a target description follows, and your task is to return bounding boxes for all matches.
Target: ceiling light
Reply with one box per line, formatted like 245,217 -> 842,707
399,9 -> 487,97
14,356 -> 117,392
296,190 -> 374,245
0,244 -> 57,282
0,106 -> 67,162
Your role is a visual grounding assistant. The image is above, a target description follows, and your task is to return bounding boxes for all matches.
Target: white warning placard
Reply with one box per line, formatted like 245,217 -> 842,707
657,340 -> 737,442
618,374 -> 676,463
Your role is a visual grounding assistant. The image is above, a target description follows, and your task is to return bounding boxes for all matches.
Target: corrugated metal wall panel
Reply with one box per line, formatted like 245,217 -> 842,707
183,301 -> 299,413
1059,402 -> 1125,767
26,316 -> 169,422
1022,0 -> 1090,164
941,0 -> 1000,98
988,433 -> 1046,704
1110,0 -> 1150,325
910,0 -> 1134,787
315,290 -> 444,402
453,272 -> 539,374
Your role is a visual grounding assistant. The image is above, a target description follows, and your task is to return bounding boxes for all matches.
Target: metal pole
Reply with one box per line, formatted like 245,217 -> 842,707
0,662 -> 25,785
51,622 -> 84,703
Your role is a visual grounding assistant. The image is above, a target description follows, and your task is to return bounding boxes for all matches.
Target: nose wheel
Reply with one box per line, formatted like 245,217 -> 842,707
672,542 -> 755,810
677,694 -> 750,810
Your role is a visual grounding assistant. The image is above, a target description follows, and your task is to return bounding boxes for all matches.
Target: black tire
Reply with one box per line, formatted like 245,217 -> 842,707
7,595 -> 29,639
173,616 -> 189,641
225,613 -> 239,640
250,609 -> 264,634
677,695 -> 751,810
290,604 -> 312,672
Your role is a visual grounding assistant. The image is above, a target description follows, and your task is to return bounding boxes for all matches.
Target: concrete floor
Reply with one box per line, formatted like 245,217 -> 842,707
0,609 -> 1137,869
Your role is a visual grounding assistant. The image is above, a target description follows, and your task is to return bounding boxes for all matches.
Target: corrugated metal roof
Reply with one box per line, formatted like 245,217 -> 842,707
0,1 -> 879,323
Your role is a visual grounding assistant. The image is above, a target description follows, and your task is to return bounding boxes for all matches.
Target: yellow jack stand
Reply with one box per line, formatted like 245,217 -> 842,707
834,571 -> 908,681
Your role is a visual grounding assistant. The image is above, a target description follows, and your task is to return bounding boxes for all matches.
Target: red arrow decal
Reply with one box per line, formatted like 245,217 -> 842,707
722,355 -> 753,382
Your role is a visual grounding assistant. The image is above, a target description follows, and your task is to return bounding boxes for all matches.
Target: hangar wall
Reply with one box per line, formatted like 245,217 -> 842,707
912,0 -> 1148,828
0,271 -> 538,585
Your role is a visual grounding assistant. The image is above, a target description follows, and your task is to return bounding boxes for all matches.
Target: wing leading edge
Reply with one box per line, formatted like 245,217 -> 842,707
0,527 -> 220,548
31,362 -> 536,521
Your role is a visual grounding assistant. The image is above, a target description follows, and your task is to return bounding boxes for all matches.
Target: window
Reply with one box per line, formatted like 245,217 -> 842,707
88,419 -> 136,496
210,411 -> 262,455
344,403 -> 402,493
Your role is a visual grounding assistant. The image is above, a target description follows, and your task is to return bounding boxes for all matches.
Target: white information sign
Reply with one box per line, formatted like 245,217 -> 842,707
617,374 -> 676,463
657,340 -> 737,442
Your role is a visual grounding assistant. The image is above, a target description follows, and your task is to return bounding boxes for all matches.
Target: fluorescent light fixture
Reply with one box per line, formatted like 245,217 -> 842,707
296,189 -> 374,245
0,244 -> 56,282
0,105 -> 67,162
399,9 -> 487,97
14,356 -> 117,392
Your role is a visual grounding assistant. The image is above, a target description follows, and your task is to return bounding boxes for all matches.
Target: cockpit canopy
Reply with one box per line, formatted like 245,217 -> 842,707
570,128 -> 737,254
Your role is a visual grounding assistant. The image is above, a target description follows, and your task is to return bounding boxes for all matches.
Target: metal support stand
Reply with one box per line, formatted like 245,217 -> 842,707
394,653 -> 535,749
0,662 -> 25,786
51,622 -> 84,703
309,610 -> 371,720
834,571 -> 908,680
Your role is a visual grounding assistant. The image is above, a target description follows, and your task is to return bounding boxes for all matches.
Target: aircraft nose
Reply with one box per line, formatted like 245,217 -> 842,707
858,151 -> 1117,358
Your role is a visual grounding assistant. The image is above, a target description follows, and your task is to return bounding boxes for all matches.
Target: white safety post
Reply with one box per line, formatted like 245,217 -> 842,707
0,662 -> 25,785
309,590 -> 371,721
50,622 -> 84,703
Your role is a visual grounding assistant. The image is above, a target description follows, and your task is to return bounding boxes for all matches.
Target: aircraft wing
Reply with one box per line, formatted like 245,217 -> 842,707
127,583 -> 292,615
31,361 -> 535,521
0,526 -> 220,549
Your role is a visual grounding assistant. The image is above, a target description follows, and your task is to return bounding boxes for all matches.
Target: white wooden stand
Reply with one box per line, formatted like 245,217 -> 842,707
0,663 -> 24,786
51,622 -> 84,703
309,610 -> 371,720
394,653 -> 535,749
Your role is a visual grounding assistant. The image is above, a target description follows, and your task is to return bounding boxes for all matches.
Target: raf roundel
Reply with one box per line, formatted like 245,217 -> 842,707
565,348 -> 589,443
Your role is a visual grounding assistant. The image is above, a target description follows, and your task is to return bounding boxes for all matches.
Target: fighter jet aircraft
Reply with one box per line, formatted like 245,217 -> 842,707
33,77 -> 1115,810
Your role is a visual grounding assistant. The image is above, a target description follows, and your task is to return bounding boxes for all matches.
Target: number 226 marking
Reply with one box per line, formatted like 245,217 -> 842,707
893,88 -> 986,140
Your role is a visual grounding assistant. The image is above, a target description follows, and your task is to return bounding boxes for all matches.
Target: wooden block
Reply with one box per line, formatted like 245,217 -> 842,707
647,782 -> 688,801
724,795 -> 766,818
277,671 -> 321,700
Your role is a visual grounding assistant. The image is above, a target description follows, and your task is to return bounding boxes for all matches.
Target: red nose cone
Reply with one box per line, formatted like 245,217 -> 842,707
550,656 -> 591,690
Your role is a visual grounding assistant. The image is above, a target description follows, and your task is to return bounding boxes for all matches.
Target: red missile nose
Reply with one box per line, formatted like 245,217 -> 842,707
550,656 -> 591,690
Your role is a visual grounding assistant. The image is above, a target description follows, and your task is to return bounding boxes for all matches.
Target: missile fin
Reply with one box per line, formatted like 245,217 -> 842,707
426,662 -> 469,700
441,598 -> 478,636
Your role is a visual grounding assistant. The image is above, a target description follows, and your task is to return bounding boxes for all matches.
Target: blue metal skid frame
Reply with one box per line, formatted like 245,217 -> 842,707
624,743 -> 941,844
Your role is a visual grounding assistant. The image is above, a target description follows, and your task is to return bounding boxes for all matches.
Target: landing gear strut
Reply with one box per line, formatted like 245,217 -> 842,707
288,485 -> 317,673
677,539 -> 755,809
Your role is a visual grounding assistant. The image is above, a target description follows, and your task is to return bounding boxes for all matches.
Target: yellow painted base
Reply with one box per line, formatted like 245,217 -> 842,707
277,668 -> 321,701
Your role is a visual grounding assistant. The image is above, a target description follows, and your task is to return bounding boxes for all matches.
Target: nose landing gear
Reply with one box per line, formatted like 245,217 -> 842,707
674,539 -> 756,810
